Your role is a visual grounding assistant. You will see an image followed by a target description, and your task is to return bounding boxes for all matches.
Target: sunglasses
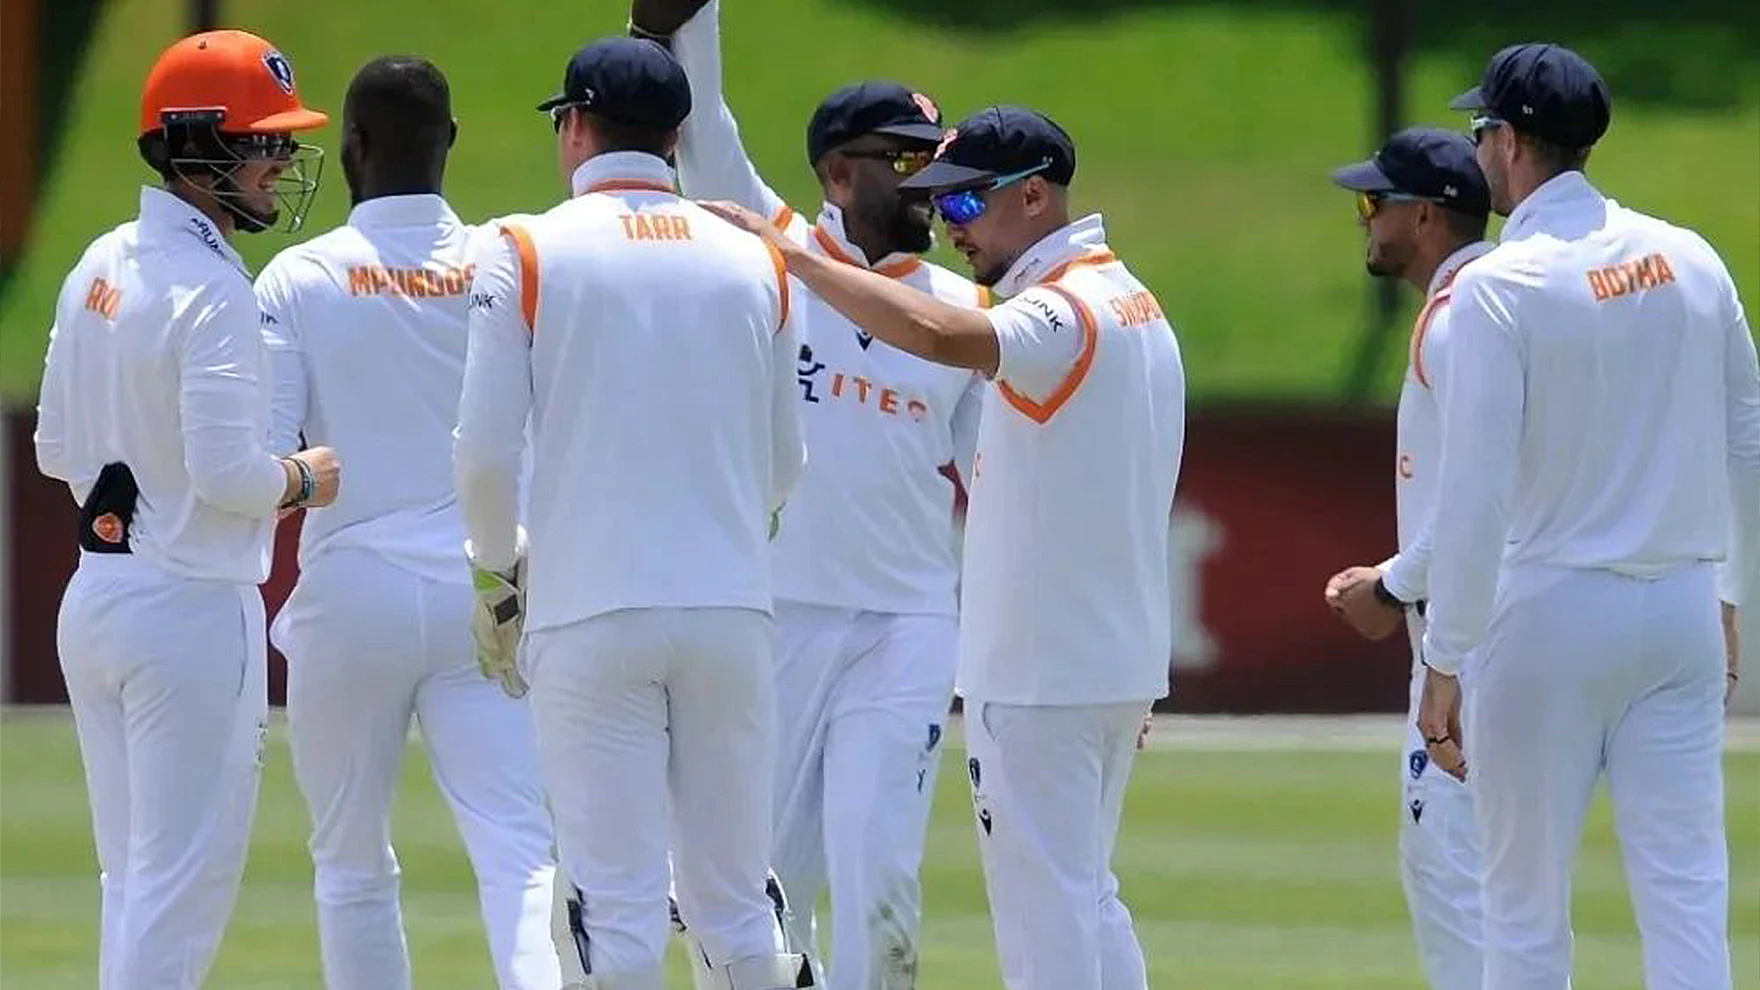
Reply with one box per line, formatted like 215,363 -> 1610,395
1470,114 -> 1507,146
841,147 -> 936,176
550,103 -> 587,133
1355,190 -> 1446,222
931,161 -> 1053,226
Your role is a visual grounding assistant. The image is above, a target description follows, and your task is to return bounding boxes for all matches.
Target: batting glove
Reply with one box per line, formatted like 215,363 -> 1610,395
466,532 -> 530,698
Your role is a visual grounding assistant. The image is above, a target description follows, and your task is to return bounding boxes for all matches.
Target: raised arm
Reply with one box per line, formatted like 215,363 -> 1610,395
641,0 -> 790,219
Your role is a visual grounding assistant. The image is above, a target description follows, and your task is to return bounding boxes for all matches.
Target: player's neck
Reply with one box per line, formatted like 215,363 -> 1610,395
355,171 -> 443,204
1505,164 -> 1568,216
841,215 -> 896,265
165,182 -> 237,240
1403,239 -> 1456,295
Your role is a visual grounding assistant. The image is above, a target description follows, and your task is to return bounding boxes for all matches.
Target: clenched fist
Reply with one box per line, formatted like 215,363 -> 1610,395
630,0 -> 714,38
1324,564 -> 1404,641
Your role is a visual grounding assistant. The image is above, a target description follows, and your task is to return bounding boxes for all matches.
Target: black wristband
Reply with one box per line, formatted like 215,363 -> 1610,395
1373,576 -> 1407,609
280,457 -> 315,509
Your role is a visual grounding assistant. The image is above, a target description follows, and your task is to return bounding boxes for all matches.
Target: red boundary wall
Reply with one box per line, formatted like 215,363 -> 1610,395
5,406 -> 1411,712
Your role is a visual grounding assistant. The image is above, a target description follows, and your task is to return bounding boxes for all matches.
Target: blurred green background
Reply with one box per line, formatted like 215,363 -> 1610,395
1,0 -> 1756,403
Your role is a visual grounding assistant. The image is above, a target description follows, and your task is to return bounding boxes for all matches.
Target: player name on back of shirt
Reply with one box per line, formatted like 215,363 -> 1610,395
347,264 -> 476,298
1586,251 -> 1676,302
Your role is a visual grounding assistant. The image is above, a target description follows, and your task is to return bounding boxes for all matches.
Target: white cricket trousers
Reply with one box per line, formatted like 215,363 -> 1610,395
526,607 -> 783,990
272,548 -> 560,990
1466,563 -> 1729,990
57,552 -> 268,990
963,699 -> 1152,990
1400,615 -> 1484,990
770,602 -> 955,989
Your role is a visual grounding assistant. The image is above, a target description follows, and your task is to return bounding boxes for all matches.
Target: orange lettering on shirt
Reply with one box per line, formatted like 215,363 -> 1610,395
346,265 -> 474,298
878,388 -> 900,415
853,376 -> 873,403
1397,453 -> 1415,480
1108,290 -> 1164,328
906,399 -> 928,422
830,372 -> 845,398
1587,270 -> 1609,301
1586,252 -> 1676,303
83,277 -> 122,320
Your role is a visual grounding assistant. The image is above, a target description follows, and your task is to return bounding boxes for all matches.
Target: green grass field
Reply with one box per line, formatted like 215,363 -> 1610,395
1,0 -> 1755,403
3,711 -> 1757,988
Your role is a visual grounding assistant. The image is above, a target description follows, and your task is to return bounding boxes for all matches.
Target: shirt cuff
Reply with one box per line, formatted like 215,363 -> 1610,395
1419,633 -> 1465,677
1381,554 -> 1422,604
1716,561 -> 1741,607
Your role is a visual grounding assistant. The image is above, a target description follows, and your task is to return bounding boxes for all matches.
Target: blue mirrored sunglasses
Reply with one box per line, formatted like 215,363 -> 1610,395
931,161 -> 1053,226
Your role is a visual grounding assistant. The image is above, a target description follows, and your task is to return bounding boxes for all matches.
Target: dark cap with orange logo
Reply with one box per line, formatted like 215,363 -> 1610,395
538,37 -> 691,130
900,105 -> 1076,193
1332,127 -> 1490,218
806,82 -> 946,164
140,30 -> 328,136
1450,43 -> 1610,149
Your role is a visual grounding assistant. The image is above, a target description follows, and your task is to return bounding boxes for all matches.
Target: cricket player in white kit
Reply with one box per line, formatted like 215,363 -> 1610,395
1322,128 -> 1492,990
1416,44 -> 1760,990
34,30 -> 339,989
255,57 -> 561,990
629,2 -> 984,984
453,37 -> 811,990
705,105 -> 1185,990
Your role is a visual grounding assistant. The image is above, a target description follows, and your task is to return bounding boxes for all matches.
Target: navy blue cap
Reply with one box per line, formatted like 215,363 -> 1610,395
805,82 -> 946,164
537,37 -> 690,130
1450,43 -> 1610,149
1332,127 -> 1490,217
898,105 -> 1076,192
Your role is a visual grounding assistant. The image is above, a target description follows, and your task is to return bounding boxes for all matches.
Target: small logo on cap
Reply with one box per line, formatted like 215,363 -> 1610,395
935,128 -> 958,159
263,50 -> 296,95
911,92 -> 940,124
1443,184 -> 1458,197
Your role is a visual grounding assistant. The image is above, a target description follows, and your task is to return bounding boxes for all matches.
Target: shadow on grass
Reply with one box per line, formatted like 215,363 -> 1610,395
845,0 -> 1758,112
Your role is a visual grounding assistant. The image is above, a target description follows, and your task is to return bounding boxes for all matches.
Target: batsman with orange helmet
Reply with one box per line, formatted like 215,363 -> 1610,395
33,29 -> 338,990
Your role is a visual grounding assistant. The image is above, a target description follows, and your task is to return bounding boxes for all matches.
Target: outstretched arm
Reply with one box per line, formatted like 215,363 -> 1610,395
701,201 -> 1001,371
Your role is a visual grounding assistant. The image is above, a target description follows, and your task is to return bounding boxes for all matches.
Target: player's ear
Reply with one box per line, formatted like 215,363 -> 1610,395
448,118 -> 459,151
1021,175 -> 1050,220
822,153 -> 857,196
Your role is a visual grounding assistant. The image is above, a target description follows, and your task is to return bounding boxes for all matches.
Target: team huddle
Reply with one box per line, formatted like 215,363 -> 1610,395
30,1 -> 1758,988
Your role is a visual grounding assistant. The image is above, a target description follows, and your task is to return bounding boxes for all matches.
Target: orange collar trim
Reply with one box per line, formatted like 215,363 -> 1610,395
812,225 -> 922,280
1037,249 -> 1118,286
582,179 -> 677,196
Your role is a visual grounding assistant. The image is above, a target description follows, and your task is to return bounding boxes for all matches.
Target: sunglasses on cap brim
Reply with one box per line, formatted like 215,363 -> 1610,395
550,103 -> 588,132
1469,114 -> 1507,145
1355,190 -> 1447,222
931,161 -> 1053,226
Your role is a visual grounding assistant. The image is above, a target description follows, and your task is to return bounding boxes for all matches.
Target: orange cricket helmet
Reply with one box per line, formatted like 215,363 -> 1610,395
140,30 -> 328,136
